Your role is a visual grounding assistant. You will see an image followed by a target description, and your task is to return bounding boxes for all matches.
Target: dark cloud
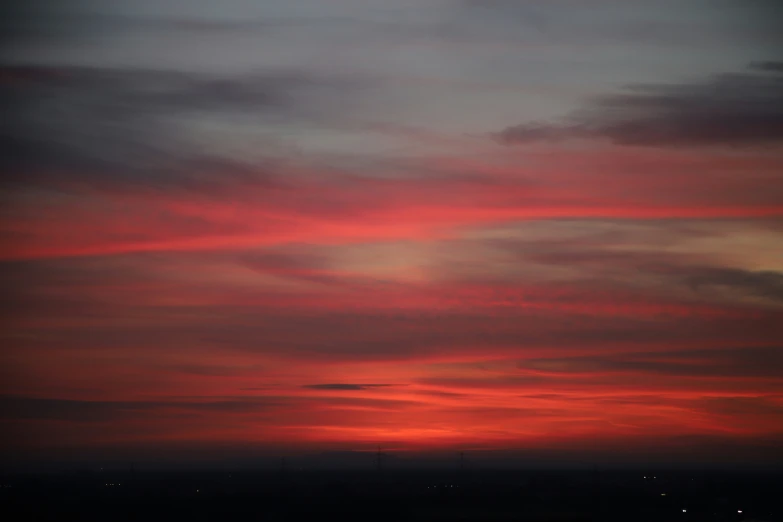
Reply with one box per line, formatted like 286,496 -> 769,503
303,384 -> 396,391
686,267 -> 783,302
461,0 -> 549,31
164,363 -> 265,377
521,346 -> 783,379
4,287 -> 781,364
452,0 -> 732,49
0,395 -> 143,422
699,396 -> 783,417
0,1 -> 89,47
0,394 -> 415,427
0,64 -> 363,190
495,62 -> 783,147
500,235 -> 783,305
750,61 -> 783,72
0,395 -> 289,422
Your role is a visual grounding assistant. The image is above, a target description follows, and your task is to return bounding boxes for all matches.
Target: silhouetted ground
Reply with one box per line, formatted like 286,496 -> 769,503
0,468 -> 780,521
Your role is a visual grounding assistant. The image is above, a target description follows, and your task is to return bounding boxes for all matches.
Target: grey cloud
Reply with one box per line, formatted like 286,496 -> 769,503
0,395 -> 288,422
496,234 -> 783,305
686,267 -> 783,303
303,384 -> 396,391
0,2 -> 285,52
0,395 -> 147,422
164,363 -> 265,377
0,64 -> 364,190
520,346 -> 783,379
751,61 -> 783,72
0,394 -> 417,425
452,0 -> 757,50
495,62 -> 783,147
0,1 -> 91,47
461,0 -> 549,31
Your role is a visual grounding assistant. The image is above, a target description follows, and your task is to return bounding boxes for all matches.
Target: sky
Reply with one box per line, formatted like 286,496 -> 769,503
1,0 -> 782,470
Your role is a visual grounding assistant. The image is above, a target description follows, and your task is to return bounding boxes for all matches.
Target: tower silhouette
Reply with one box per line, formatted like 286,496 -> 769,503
375,446 -> 386,471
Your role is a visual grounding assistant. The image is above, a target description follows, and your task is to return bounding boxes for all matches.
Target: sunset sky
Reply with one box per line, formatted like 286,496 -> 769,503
1,0 -> 782,469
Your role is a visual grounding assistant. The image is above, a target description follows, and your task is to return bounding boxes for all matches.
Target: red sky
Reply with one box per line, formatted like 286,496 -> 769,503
1,1 -> 783,469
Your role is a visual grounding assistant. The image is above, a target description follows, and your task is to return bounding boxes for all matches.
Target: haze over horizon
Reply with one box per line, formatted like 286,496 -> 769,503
1,0 -> 782,470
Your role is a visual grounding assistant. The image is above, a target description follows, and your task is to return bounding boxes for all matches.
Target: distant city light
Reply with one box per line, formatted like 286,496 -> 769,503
683,509 -> 687,513
661,493 -> 666,496
738,510 -> 742,514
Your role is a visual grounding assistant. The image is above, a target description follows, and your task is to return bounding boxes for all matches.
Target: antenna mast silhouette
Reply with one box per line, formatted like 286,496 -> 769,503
375,446 -> 386,471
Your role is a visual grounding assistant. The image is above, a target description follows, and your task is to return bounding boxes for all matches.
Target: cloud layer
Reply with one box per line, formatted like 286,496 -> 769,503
496,62 -> 783,147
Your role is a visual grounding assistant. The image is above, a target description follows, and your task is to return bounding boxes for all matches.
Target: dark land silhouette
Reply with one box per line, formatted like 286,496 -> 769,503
1,465 -> 780,521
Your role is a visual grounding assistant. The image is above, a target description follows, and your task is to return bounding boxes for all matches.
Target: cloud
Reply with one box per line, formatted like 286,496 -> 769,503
699,396 -> 783,417
4,297 -> 779,368
303,384 -> 396,391
495,62 -> 783,147
514,242 -> 783,305
685,267 -> 783,303
3,156 -> 781,262
0,395 -> 287,422
751,61 -> 783,72
520,346 -> 783,380
238,250 -> 357,288
451,0 -> 744,50
0,1 -> 87,47
0,64 -> 365,188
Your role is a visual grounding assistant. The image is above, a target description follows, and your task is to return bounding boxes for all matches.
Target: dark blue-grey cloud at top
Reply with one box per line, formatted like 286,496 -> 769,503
0,0 -> 89,47
0,0 -> 279,50
495,62 -> 783,147
451,0 -> 782,50
0,65 -> 365,190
